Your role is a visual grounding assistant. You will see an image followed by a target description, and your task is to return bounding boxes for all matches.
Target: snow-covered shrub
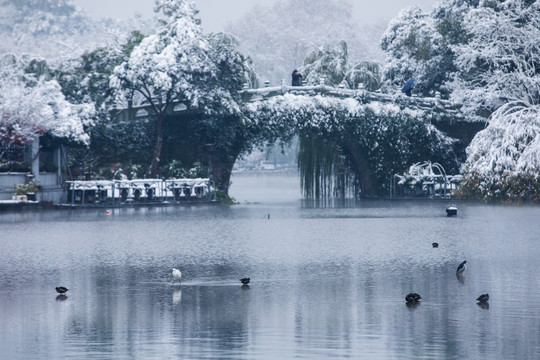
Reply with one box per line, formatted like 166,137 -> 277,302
460,102 -> 540,202
13,180 -> 40,195
0,54 -> 94,147
455,2 -> 540,202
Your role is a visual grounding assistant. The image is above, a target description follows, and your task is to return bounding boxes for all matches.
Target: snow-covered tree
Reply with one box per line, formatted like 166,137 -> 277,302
380,1 -> 487,97
380,0 -> 540,202
0,54 -> 94,147
300,41 -> 381,91
450,0 -> 540,114
460,101 -> 540,202
301,41 -> 349,87
346,61 -> 382,92
111,0 -> 254,177
380,6 -> 444,96
0,0 -> 92,58
226,0 -> 384,86
111,0 -> 209,176
0,0 -> 88,36
0,0 -> 156,61
58,31 -> 145,119
51,31 -> 154,177
456,1 -> 540,202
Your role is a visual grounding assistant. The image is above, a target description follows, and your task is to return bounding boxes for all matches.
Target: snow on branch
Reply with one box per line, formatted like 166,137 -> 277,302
0,54 -> 94,146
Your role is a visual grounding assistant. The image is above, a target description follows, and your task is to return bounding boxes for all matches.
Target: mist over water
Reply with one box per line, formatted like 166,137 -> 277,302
1,175 -> 540,359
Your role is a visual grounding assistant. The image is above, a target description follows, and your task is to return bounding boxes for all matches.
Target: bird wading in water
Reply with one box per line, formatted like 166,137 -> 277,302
476,294 -> 489,303
55,286 -> 69,294
405,293 -> 421,303
456,260 -> 467,276
172,268 -> 182,283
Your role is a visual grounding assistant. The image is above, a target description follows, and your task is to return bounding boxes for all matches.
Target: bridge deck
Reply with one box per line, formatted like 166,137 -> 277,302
240,83 -> 460,113
113,81 -> 485,127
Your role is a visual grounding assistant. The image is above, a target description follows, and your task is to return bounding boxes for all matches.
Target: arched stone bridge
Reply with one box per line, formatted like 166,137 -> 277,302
239,80 -> 486,144
115,80 -> 487,145
112,81 -> 487,195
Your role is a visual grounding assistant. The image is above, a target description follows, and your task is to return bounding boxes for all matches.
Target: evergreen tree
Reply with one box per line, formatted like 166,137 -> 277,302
111,0 -> 254,182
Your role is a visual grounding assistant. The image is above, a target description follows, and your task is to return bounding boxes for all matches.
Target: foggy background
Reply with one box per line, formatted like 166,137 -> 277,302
72,0 -> 438,33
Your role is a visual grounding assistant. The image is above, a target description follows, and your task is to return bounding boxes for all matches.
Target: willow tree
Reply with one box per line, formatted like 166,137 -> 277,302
244,94 -> 461,198
300,40 -> 381,90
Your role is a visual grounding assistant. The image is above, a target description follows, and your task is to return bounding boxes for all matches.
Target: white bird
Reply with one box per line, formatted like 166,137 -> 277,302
172,268 -> 182,282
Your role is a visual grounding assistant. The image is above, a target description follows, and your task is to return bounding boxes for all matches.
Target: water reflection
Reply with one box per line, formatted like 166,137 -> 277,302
172,287 -> 182,304
405,301 -> 420,309
1,190 -> 540,359
477,302 -> 490,310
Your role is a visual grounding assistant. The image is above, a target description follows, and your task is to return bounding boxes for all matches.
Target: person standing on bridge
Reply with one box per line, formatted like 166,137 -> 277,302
292,69 -> 302,86
402,78 -> 414,96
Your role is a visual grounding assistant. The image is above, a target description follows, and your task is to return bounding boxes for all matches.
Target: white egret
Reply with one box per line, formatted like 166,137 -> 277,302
172,268 -> 182,282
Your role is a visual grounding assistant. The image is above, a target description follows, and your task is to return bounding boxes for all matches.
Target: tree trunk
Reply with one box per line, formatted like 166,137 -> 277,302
147,114 -> 163,177
342,137 -> 375,197
209,150 -> 241,195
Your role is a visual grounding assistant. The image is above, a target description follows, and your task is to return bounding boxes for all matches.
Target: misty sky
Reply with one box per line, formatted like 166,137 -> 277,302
73,0 -> 438,32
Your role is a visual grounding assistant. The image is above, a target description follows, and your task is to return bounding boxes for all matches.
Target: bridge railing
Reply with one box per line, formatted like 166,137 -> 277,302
239,78 -> 461,113
111,78 -> 475,123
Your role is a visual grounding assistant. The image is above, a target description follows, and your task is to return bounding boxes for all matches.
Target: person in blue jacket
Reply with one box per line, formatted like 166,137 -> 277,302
402,78 -> 414,96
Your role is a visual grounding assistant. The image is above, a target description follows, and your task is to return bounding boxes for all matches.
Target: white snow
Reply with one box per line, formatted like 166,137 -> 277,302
0,54 -> 94,145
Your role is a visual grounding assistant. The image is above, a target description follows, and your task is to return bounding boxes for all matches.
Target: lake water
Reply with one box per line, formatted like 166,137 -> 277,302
1,174 -> 540,359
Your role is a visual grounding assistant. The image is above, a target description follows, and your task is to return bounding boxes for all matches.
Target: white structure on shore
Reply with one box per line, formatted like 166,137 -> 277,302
64,178 -> 215,206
